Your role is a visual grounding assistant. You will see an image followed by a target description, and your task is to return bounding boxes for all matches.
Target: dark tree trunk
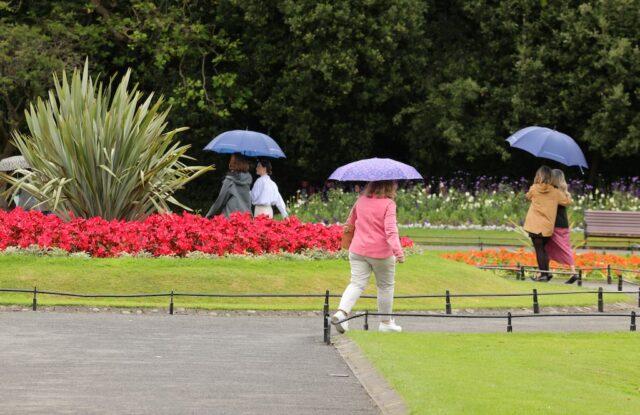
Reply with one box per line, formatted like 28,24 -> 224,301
587,153 -> 600,185
1,137 -> 15,159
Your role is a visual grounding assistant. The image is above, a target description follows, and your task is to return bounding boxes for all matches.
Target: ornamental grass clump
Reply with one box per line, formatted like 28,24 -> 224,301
1,61 -> 212,220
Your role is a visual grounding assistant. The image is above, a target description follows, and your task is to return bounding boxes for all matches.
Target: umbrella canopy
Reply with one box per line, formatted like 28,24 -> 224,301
0,155 -> 30,172
204,130 -> 286,158
506,126 -> 588,169
329,158 -> 423,181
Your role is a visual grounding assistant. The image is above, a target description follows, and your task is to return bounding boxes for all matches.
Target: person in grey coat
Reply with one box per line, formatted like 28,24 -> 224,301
206,154 -> 253,218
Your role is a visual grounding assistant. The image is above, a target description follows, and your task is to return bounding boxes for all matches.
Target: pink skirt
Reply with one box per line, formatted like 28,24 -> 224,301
545,227 -> 574,266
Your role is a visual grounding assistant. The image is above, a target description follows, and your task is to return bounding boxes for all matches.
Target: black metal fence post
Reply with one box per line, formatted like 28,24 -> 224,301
631,311 -> 636,332
637,287 -> 640,308
607,265 -> 612,285
32,286 -> 37,311
323,290 -> 330,344
364,310 -> 369,331
445,290 -> 452,314
520,266 -> 525,281
533,289 -> 539,314
507,312 -> 513,332
618,274 -> 623,292
169,290 -> 174,315
597,287 -> 603,312
323,289 -> 329,316
577,269 -> 583,287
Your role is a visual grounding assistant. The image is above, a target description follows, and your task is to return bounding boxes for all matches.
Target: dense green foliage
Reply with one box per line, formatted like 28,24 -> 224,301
0,62 -> 211,219
2,1 -> 640,206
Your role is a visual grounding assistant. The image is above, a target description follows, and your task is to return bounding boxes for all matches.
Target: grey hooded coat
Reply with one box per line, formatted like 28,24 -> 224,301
206,172 -> 253,218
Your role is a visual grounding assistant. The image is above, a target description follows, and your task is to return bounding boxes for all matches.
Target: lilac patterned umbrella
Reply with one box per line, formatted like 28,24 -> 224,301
328,158 -> 423,181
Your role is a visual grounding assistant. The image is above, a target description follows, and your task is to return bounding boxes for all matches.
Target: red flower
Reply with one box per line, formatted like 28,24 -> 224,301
0,209 -> 413,258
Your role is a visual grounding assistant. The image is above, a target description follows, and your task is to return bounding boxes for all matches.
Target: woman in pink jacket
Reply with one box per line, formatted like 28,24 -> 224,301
332,181 -> 404,333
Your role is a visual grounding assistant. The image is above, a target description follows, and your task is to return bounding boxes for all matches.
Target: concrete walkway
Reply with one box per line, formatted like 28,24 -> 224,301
0,313 -> 378,415
553,279 -> 639,292
2,310 -> 638,414
421,244 -> 639,255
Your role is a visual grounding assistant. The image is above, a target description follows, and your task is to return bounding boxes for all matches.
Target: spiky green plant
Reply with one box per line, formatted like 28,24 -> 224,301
0,61 -> 212,220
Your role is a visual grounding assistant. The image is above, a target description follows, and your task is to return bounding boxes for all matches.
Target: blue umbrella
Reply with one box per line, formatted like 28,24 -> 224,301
204,130 -> 286,158
329,158 -> 423,181
506,126 -> 588,170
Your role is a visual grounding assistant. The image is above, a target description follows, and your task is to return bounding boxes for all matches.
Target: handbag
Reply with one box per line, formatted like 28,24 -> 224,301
341,206 -> 356,250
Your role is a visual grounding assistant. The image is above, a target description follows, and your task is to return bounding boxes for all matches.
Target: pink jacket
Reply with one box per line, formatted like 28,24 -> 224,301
347,196 -> 404,260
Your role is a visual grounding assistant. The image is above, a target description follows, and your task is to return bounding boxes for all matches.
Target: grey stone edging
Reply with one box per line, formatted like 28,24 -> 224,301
333,335 -> 408,415
0,305 -> 322,316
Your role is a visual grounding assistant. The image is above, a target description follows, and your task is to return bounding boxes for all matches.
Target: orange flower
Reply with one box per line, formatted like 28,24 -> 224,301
441,249 -> 639,278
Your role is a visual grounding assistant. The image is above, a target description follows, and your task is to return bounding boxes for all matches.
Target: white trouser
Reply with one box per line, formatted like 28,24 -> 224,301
338,252 -> 396,315
254,205 -> 273,218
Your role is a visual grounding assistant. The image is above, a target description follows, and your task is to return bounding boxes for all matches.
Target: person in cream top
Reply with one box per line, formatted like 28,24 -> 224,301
251,159 -> 288,218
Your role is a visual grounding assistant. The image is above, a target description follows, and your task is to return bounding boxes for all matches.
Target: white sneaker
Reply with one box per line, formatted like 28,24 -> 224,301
331,311 -> 349,333
378,320 -> 402,333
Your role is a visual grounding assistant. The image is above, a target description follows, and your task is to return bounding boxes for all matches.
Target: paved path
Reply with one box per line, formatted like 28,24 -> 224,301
553,279 -> 639,292
421,244 -> 638,255
0,313 -> 378,415
2,310 -> 638,414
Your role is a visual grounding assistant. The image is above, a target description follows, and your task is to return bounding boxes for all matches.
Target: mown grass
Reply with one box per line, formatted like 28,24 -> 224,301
401,227 -> 638,249
0,252 -> 629,310
350,331 -> 640,415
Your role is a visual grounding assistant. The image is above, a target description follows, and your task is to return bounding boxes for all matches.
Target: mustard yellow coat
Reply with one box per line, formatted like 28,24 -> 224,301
523,184 -> 572,237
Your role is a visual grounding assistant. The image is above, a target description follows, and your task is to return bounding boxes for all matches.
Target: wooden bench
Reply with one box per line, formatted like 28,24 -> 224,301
584,210 -> 640,248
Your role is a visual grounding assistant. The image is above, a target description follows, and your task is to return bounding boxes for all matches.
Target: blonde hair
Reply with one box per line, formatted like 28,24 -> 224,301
533,165 -> 553,185
551,169 -> 570,196
364,181 -> 397,199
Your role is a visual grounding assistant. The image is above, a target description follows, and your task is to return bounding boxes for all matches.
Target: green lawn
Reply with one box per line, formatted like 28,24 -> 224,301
401,227 -> 639,249
400,227 -> 520,241
350,332 -> 640,415
0,252 -> 629,310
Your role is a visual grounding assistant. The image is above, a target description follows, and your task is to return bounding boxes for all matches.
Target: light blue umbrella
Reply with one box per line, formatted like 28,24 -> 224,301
204,130 -> 286,158
506,126 -> 588,170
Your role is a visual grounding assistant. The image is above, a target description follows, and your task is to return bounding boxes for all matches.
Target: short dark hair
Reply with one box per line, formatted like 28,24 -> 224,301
258,159 -> 272,175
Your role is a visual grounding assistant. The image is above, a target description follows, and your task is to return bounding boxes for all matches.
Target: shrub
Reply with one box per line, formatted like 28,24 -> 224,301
0,61 -> 211,220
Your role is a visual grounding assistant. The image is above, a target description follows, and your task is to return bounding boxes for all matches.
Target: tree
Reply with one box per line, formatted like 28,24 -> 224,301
0,1 -> 81,158
2,0 -> 639,200
231,0 -> 429,180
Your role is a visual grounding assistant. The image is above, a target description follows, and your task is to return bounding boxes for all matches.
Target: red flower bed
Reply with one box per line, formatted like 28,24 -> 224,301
0,209 -> 413,257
